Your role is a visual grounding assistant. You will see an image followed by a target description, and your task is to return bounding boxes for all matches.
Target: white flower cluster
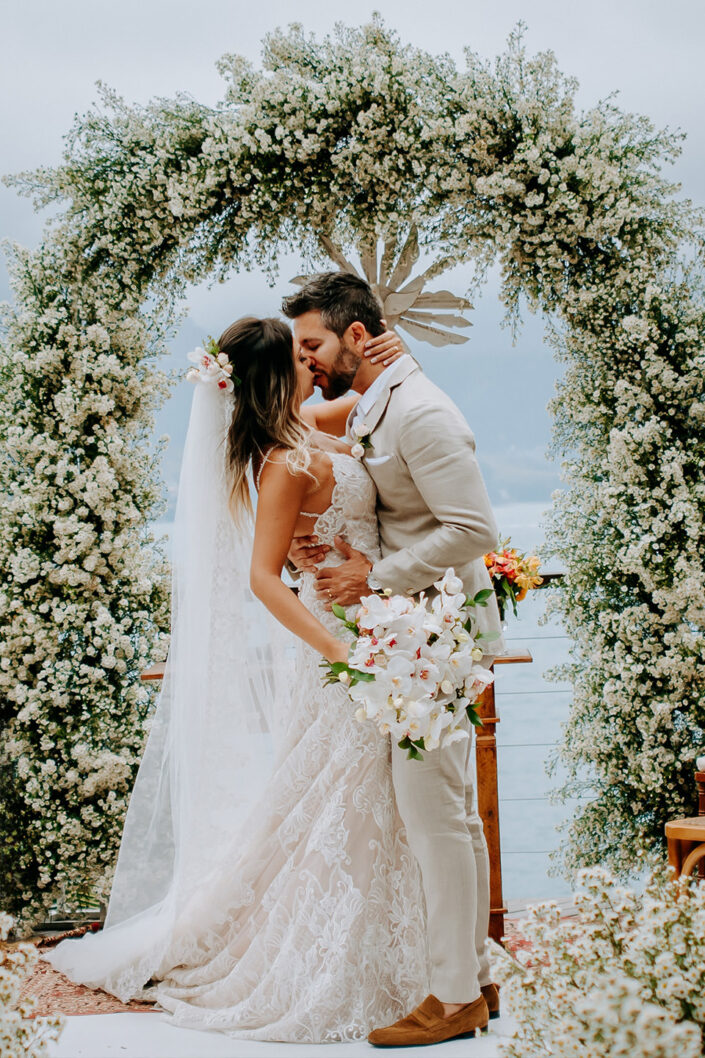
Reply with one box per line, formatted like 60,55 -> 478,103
185,345 -> 237,393
544,264 -> 705,874
0,238 -> 171,933
329,571 -> 494,758
491,868 -> 705,1058
350,421 -> 372,460
0,913 -> 64,1057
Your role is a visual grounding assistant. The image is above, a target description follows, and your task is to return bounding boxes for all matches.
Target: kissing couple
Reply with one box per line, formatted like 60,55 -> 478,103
46,270 -> 504,1047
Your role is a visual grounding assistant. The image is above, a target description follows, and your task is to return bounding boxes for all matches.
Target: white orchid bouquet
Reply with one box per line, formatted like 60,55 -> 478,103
322,569 -> 497,760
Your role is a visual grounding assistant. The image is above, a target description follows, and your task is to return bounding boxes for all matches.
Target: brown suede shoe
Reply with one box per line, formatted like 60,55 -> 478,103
368,993 -> 489,1047
481,982 -> 500,1020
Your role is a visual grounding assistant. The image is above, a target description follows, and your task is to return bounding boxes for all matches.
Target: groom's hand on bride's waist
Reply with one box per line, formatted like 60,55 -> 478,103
315,537 -> 373,608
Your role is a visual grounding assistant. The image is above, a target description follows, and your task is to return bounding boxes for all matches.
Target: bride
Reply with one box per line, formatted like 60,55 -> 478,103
45,316 -> 430,1043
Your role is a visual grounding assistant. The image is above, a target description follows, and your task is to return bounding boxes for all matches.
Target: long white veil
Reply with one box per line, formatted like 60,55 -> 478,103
46,380 -> 293,996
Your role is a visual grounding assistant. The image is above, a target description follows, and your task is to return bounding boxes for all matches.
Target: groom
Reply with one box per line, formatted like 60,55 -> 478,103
282,271 -> 504,1048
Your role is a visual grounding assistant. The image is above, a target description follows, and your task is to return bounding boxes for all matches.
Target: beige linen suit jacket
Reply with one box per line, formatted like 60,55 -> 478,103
349,358 -> 504,649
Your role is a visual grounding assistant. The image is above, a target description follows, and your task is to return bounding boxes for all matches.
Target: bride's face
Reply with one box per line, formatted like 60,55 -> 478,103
294,345 -> 315,403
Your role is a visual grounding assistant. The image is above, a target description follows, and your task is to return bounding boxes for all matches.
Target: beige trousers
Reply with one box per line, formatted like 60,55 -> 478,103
391,717 -> 491,1003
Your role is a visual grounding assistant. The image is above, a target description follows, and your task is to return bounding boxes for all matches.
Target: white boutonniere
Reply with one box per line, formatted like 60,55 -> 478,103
351,422 -> 373,460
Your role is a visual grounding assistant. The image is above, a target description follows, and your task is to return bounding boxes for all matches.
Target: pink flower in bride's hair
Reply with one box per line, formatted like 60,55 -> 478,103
186,340 -> 239,393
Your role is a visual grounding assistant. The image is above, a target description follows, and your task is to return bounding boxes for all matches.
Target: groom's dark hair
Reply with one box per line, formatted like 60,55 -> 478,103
281,272 -> 385,338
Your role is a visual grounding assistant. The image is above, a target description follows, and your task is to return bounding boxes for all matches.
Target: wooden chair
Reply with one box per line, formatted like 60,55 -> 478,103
665,817 -> 705,878
665,769 -> 705,879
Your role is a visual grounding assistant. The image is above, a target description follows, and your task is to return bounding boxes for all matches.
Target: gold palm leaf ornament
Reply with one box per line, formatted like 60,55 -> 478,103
291,226 -> 473,350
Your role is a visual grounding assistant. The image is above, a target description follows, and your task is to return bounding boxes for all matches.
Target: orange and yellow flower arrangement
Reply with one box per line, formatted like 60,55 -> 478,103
484,538 -> 543,621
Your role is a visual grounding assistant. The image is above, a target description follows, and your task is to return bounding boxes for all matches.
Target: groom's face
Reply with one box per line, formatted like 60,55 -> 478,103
293,311 -> 362,400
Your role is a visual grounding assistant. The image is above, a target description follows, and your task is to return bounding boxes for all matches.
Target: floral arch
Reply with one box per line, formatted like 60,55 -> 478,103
1,18 -> 703,932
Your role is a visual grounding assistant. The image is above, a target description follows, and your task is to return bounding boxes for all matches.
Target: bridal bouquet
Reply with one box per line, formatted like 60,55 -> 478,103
322,570 -> 497,760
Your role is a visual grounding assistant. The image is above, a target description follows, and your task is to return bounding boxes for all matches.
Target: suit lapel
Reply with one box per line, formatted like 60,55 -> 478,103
348,359 -> 420,439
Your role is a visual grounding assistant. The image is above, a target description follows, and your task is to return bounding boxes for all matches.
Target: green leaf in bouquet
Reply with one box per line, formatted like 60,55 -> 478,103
476,630 -> 502,642
331,602 -> 361,636
398,735 -> 426,761
348,668 -> 376,684
466,704 -> 483,728
467,588 -> 493,608
320,658 -> 376,688
320,659 -> 346,686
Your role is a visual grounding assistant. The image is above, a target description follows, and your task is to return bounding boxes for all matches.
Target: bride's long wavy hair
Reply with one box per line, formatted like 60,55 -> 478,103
219,317 -> 312,520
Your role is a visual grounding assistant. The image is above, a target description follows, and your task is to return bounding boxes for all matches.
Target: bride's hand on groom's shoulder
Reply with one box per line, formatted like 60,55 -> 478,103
288,534 -> 331,573
315,537 -> 373,609
363,323 -> 405,366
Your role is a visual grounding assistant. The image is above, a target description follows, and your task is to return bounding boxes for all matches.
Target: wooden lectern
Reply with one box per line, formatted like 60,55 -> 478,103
475,647 -> 533,945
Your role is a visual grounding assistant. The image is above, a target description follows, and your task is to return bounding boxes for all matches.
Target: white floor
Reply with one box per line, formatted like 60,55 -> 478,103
48,1012 -> 514,1057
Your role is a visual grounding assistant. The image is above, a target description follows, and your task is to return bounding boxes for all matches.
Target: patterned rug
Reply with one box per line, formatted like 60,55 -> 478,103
19,920 -> 539,1018
19,926 -> 158,1018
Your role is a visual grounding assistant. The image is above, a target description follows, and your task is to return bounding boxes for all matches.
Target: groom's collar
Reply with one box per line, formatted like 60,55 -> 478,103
347,355 -> 420,438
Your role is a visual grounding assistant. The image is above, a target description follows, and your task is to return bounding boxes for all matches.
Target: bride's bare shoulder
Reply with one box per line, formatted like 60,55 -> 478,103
254,444 -> 334,494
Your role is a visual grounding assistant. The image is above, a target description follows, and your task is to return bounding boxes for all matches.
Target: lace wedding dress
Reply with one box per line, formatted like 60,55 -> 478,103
46,451 -> 429,1043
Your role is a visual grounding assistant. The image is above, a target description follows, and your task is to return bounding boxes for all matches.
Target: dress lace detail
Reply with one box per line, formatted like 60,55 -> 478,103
298,453 -> 382,634
46,452 -> 429,1043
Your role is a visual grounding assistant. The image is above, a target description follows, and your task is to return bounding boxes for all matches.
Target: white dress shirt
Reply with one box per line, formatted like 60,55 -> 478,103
349,354 -> 414,437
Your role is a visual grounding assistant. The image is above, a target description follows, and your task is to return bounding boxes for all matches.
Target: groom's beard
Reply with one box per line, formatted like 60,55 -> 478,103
314,340 -> 361,400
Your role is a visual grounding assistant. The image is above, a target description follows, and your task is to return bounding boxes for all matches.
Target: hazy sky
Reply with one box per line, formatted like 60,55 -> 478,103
2,0 -> 703,510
